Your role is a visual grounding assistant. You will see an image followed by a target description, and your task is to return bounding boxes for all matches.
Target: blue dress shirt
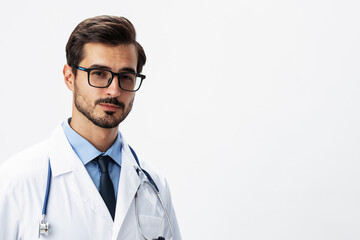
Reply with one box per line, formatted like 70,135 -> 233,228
62,119 -> 122,200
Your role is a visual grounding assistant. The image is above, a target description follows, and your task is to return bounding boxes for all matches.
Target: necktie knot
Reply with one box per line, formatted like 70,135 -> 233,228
96,155 -> 111,174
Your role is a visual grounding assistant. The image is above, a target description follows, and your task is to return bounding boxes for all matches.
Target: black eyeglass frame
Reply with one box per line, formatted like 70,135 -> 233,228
73,66 -> 146,92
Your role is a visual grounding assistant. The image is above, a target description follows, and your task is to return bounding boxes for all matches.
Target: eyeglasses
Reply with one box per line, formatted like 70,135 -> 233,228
73,66 -> 146,92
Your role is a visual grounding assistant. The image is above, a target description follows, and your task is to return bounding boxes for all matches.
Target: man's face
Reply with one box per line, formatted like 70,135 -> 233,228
72,42 -> 138,129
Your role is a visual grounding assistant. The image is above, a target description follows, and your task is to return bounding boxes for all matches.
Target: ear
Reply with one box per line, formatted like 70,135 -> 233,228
63,64 -> 75,92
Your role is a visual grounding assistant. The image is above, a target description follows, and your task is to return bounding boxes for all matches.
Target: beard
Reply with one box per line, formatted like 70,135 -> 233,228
74,84 -> 133,129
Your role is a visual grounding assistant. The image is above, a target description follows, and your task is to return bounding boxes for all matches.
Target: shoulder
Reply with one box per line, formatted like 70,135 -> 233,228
0,122 -> 67,186
140,160 -> 169,190
123,142 -> 168,188
127,145 -> 168,189
1,139 -> 49,171
0,139 -> 49,191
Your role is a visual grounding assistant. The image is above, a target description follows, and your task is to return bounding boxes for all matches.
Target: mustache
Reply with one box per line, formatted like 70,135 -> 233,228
95,98 -> 125,109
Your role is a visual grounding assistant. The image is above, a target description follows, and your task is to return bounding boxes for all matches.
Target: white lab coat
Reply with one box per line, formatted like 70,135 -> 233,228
0,124 -> 181,240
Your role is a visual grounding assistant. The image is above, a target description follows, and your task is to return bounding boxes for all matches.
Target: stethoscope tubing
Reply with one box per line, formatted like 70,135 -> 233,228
42,161 -> 52,215
40,146 -> 173,239
134,172 -> 174,240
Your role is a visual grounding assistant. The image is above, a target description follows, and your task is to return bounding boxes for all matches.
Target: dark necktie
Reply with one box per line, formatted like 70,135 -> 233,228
96,155 -> 116,220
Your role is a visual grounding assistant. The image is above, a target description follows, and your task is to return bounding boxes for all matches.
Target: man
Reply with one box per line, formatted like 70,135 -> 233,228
0,16 -> 181,240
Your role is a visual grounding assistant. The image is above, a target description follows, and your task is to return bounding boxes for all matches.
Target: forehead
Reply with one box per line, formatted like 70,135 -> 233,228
81,42 -> 138,71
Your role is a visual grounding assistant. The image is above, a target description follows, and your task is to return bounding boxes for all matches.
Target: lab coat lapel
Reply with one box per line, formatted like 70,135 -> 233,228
48,124 -> 77,177
68,158 -> 114,228
113,143 -> 141,238
48,124 -> 114,228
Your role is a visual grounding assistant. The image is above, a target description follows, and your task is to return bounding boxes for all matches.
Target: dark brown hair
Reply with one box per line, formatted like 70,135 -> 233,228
66,15 -> 146,75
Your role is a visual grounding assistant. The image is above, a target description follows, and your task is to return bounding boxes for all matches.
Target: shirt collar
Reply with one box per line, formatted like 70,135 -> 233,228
62,118 -> 122,166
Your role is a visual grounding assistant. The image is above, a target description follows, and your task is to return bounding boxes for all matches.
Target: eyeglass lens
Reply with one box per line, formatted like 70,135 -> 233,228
89,69 -> 141,91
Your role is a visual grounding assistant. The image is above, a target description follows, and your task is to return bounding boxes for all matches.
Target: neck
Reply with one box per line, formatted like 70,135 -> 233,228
70,114 -> 118,153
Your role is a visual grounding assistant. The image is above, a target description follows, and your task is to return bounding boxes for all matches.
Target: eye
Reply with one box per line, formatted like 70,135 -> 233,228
91,70 -> 107,76
120,73 -> 135,82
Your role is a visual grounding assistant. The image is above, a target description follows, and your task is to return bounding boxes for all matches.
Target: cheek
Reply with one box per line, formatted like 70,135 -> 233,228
120,92 -> 135,102
75,84 -> 98,106
126,94 -> 135,106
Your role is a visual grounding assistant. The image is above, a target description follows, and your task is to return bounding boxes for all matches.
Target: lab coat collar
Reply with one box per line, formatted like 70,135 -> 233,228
48,123 -> 142,236
61,119 -> 123,167
49,124 -> 78,177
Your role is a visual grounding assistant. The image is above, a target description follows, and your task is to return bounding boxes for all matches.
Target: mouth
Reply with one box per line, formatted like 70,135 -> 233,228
98,103 -> 122,112
95,98 -> 125,112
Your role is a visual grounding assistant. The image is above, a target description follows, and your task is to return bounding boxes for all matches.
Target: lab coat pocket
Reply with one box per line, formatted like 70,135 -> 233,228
138,215 -> 165,239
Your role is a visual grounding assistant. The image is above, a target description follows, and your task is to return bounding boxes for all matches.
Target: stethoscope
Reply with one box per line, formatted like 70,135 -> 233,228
39,146 -> 173,240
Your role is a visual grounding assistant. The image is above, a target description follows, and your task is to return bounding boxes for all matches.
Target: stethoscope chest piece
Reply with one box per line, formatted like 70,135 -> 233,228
38,214 -> 49,238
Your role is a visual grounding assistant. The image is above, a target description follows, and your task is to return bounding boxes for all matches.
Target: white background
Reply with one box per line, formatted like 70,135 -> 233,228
1,0 -> 360,239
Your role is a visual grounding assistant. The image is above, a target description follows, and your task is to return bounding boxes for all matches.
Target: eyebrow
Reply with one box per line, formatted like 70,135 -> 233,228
89,64 -> 136,73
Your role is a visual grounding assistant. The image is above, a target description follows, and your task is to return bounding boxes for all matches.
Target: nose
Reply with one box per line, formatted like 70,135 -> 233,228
105,76 -> 122,97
